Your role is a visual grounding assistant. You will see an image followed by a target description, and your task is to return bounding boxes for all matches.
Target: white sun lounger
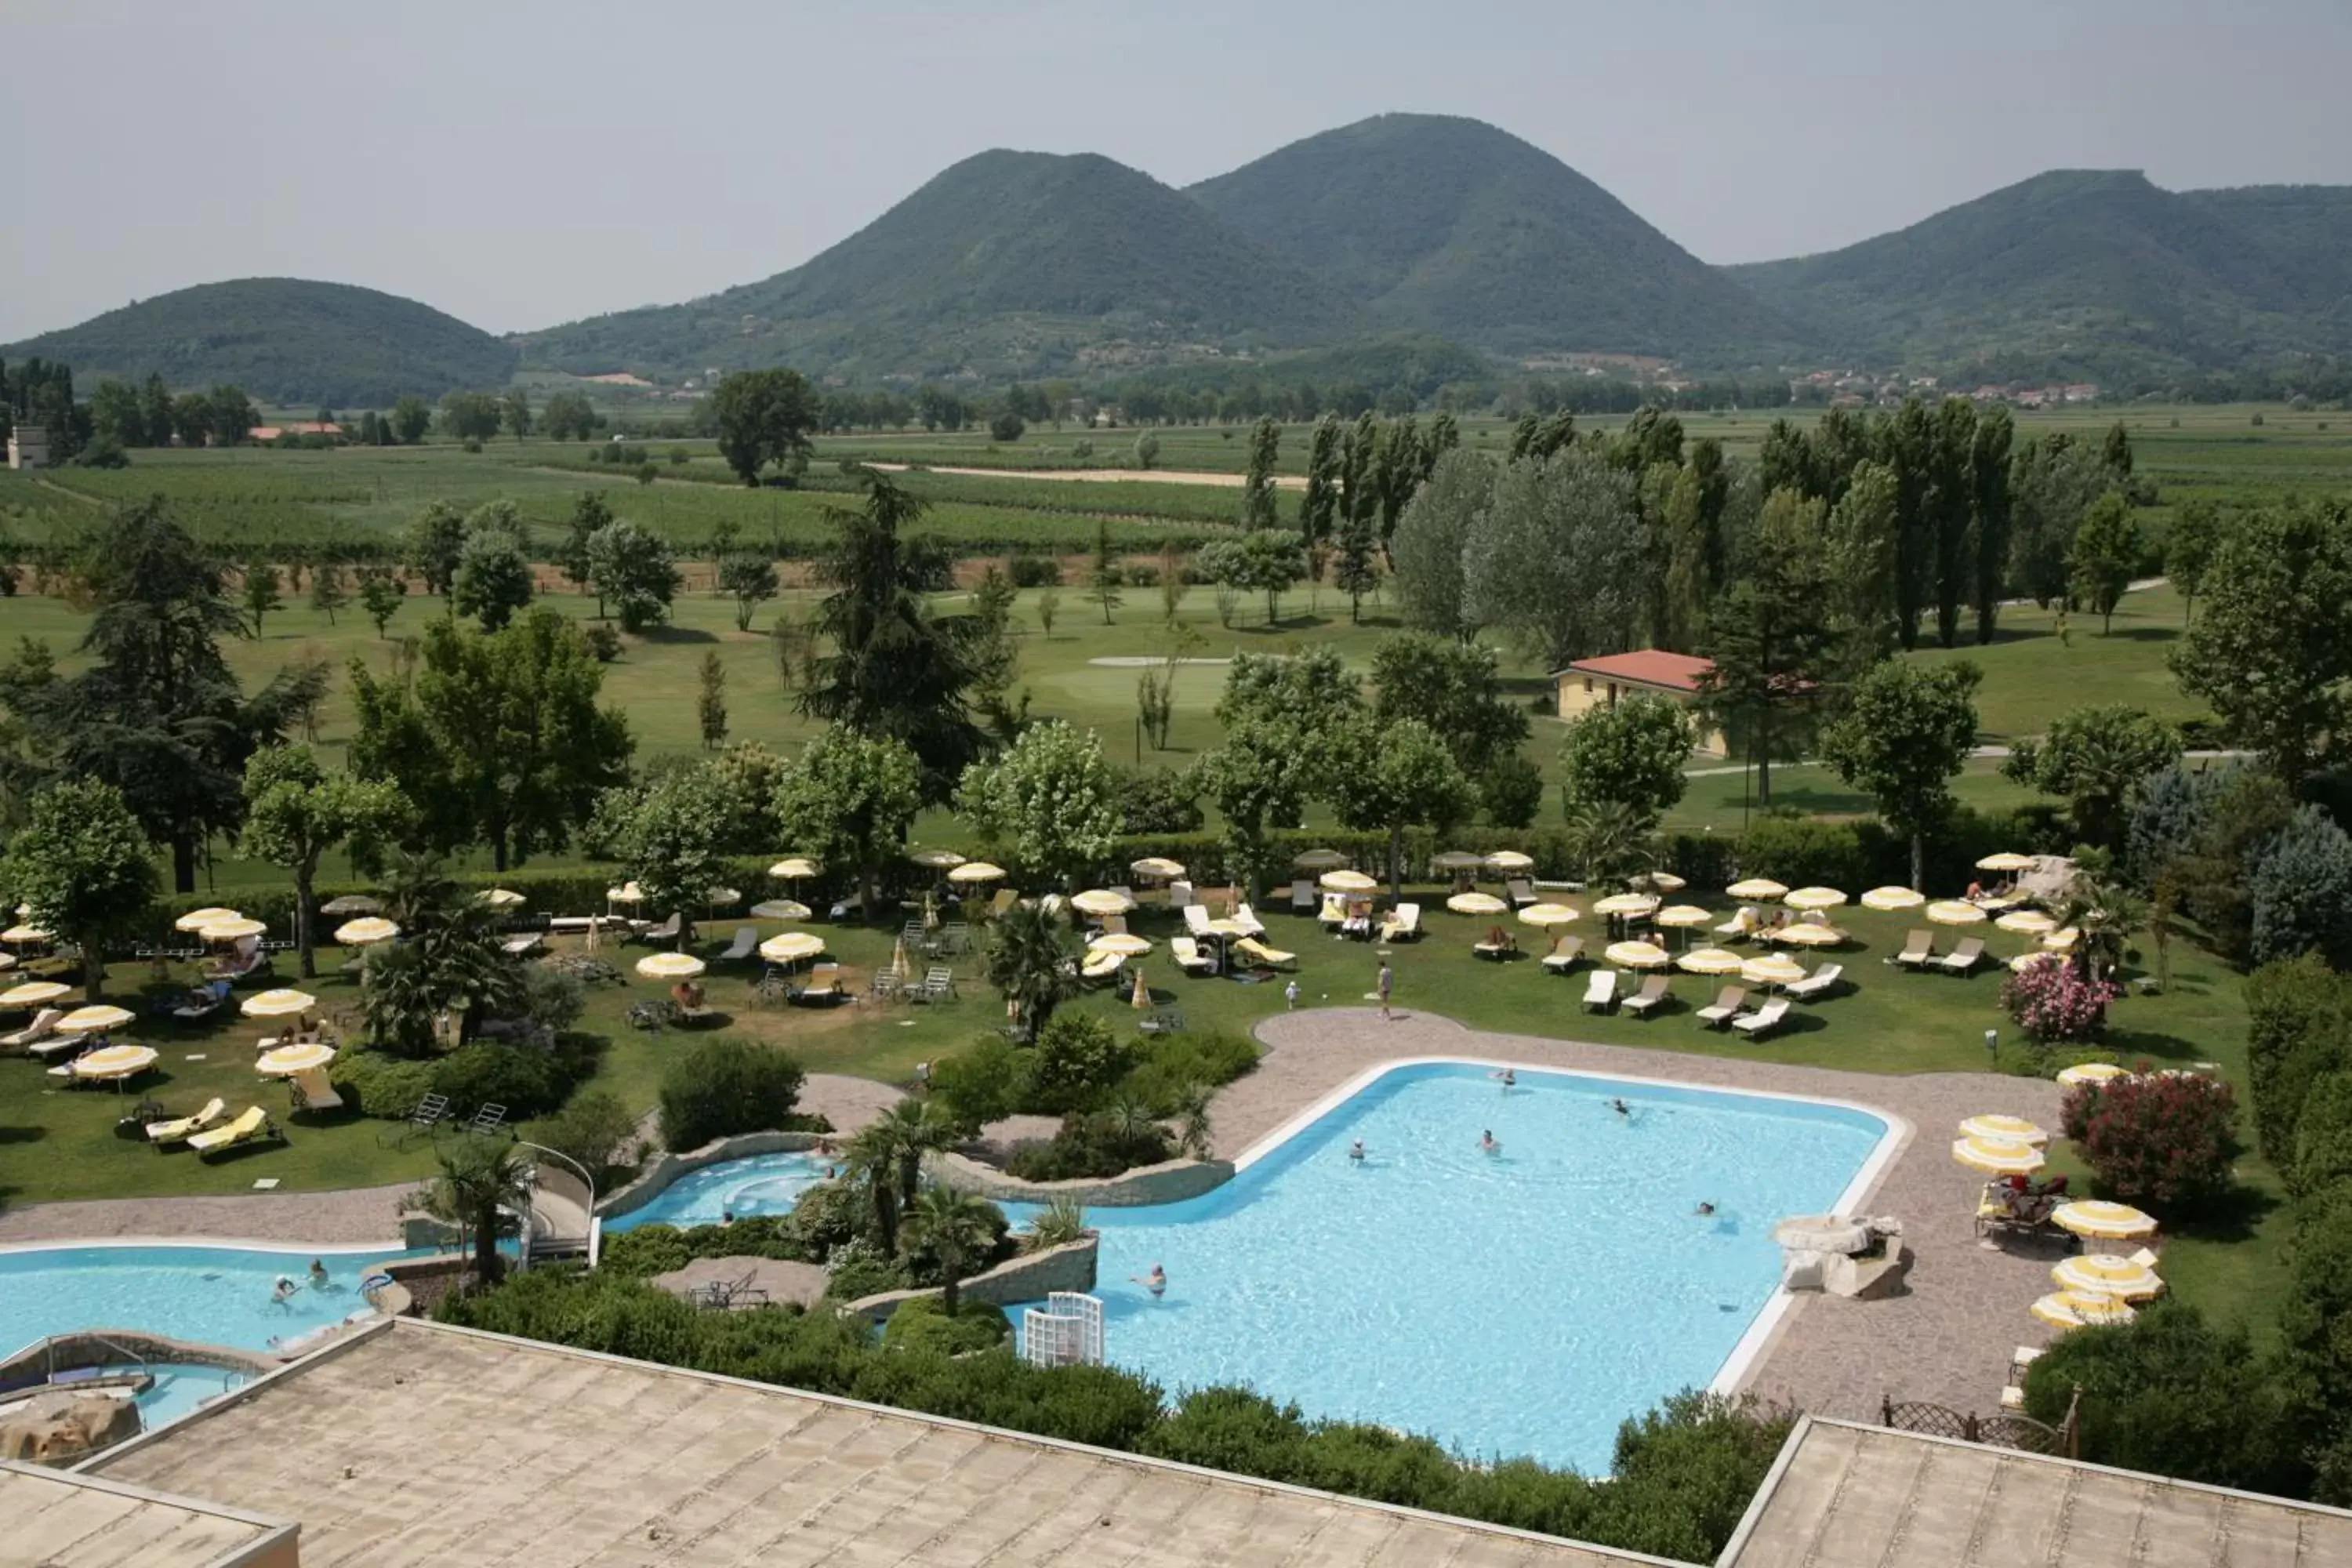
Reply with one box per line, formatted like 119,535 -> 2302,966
1583,971 -> 1617,1011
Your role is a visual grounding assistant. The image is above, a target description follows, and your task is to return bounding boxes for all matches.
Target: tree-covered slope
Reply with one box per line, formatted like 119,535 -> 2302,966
1726,170 -> 2352,379
1188,113 -> 1803,361
2,278 -> 517,407
515,150 -> 1356,380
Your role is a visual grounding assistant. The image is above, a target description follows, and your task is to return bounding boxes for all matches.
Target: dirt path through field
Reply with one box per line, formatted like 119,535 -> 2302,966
870,463 -> 1306,491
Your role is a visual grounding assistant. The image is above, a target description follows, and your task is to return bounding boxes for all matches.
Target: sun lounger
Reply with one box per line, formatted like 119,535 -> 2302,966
1184,904 -> 1214,938
190,1105 -> 276,1158
1504,878 -> 1537,908
1541,935 -> 1584,973
1696,985 -> 1748,1029
1621,974 -> 1671,1018
1318,894 -> 1348,928
500,931 -> 545,957
1732,998 -> 1792,1040
1170,880 -> 1196,909
27,1033 -> 89,1062
1893,928 -> 1936,969
147,1098 -> 227,1147
1291,879 -> 1317,913
1583,971 -> 1617,1011
1232,904 -> 1268,938
1715,906 -> 1759,940
1786,963 -> 1843,1000
984,888 -> 1016,920
1081,949 -> 1127,984
797,961 -> 843,1003
170,980 -> 234,1021
1472,931 -> 1517,960
636,912 -> 683,946
717,926 -> 757,963
1232,936 -> 1296,971
1098,913 -> 1128,938
1171,935 -> 1216,976
466,1104 -> 507,1138
1379,902 -> 1421,942
290,1067 -> 344,1112
1,1007 -> 64,1051
1938,937 -> 1986,975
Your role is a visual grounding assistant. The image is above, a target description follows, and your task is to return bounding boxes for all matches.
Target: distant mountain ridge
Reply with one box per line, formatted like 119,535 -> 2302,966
1726,169 -> 2352,379
0,278 -> 517,407
1188,114 -> 1800,361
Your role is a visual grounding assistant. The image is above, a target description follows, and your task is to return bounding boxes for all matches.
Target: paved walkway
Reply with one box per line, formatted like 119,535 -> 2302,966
1238,1009 -> 2066,1425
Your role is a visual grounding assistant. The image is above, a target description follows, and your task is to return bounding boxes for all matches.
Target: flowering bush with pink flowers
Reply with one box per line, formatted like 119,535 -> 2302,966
2002,955 -> 2119,1044
2063,1072 -> 2240,1211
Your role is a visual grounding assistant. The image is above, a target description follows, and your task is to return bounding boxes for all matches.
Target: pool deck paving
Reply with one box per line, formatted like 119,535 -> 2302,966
1238,1008 -> 2067,1428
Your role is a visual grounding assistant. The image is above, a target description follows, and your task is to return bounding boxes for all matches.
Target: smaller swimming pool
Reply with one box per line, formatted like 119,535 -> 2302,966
94,1363 -> 248,1428
604,1152 -> 831,1231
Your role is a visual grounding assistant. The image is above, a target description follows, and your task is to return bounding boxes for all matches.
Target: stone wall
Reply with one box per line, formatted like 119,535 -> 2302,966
596,1130 -> 832,1221
842,1236 -> 1098,1324
930,1150 -> 1232,1208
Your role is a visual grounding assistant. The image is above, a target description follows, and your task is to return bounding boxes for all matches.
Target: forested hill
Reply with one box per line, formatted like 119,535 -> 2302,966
1189,113 -> 1803,364
0,278 -> 518,408
510,150 -> 1356,382
1723,169 -> 2352,383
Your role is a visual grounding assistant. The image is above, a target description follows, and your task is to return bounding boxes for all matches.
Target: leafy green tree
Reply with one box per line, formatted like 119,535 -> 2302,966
0,779 -> 156,1000
1133,431 -> 1160,470
710,368 -> 818,486
501,388 -> 533,441
1823,460 -> 1900,677
1466,448 -> 1650,673
799,470 -> 988,798
1370,632 -> 1529,775
1088,520 -> 1122,624
2166,499 -> 2226,625
2000,706 -> 2183,849
541,391 -> 598,441
2171,499 -> 2352,786
240,561 -> 282,637
358,568 -> 407,638
717,551 -> 778,631
450,529 -> 535,630
1818,660 -> 1982,890
346,609 -> 632,869
390,395 -> 433,445
1198,529 -> 1302,626
1300,413 -> 1341,544
1196,720 -> 1314,903
2006,434 -> 2109,607
405,500 -> 468,597
5,502 -> 303,891
695,650 -> 728,750
618,761 -> 734,941
1331,507 -> 1380,622
956,720 -> 1120,889
438,390 -> 503,442
307,561 -> 347,626
2250,806 -> 2352,971
1392,447 -> 1494,638
1216,647 -> 1362,742
770,728 -> 922,916
2070,492 -> 2141,633
586,519 -> 680,633
239,745 -> 407,976
983,901 -> 1080,1036
658,1036 -> 806,1152
1240,415 -> 1280,531
1969,404 -> 2015,644
1657,440 -> 1731,652
2243,953 -> 2352,1165
1558,694 -> 1695,826
1699,489 -> 1832,807
204,385 -> 256,447
560,491 -> 612,608
1330,717 -> 1474,897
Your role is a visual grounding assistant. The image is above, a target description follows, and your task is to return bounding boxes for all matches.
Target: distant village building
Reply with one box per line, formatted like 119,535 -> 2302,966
5,425 -> 49,470
1553,648 -> 1726,757
247,421 -> 345,442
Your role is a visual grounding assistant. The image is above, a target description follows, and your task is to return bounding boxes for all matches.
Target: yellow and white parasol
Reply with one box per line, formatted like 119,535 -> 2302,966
1926,899 -> 1988,926
1129,856 -> 1185,880
1775,922 -> 1845,948
173,907 -> 243,933
1959,1113 -> 2048,1145
1860,886 -> 1926,912
1978,851 -> 2036,873
1446,891 -> 1509,916
1741,953 -> 1809,988
2052,1254 -> 2165,1301
1605,940 -> 1672,969
768,856 -> 820,880
1996,909 -> 2057,935
240,989 -> 318,1019
1783,886 -> 1848,912
1,980 -> 71,1008
57,1004 -> 137,1035
257,1040 -> 338,1076
1319,869 -> 1379,894
71,1044 -> 158,1083
750,899 -> 811,921
2056,1061 -> 2129,1088
1089,932 -> 1154,957
909,848 -> 966,870
335,916 -> 399,946
758,931 -> 826,964
1678,946 -> 1746,975
1517,902 -> 1579,928
1953,1134 -> 2045,1175
479,887 -> 526,909
1483,850 -> 1534,873
1070,888 -> 1134,916
637,952 -> 707,980
2053,1200 -> 2159,1242
2031,1290 -> 2135,1329
947,862 -> 1007,886
1726,877 -> 1788,902
198,917 -> 268,942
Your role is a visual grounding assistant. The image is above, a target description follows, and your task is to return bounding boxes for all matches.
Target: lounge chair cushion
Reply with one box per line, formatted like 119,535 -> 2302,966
147,1098 -> 228,1143
188,1105 -> 270,1155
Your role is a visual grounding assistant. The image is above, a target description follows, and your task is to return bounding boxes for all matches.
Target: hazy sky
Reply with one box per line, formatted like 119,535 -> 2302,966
9,0 -> 2351,343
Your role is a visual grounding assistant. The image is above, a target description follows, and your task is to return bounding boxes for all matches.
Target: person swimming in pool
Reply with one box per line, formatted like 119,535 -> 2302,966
272,1276 -> 299,1305
1491,1068 -> 1515,1088
308,1258 -> 330,1289
1695,1202 -> 1716,1217
1131,1264 -> 1167,1298
1610,1098 -> 1631,1118
1348,1138 -> 1365,1162
1479,1130 -> 1501,1155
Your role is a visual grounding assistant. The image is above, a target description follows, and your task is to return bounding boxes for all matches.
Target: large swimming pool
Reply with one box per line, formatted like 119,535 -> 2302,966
603,1151 -> 830,1232
0,1244 -> 387,1361
1011,1060 -> 1893,1474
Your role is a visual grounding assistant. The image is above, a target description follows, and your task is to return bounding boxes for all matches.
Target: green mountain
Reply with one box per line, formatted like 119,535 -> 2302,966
514,150 -> 1354,381
1188,113 -> 1802,362
1,278 -> 516,407
1725,170 -> 2352,380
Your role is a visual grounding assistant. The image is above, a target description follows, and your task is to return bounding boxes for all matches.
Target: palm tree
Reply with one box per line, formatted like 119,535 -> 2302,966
882,1099 -> 960,1216
1102,1094 -> 1159,1155
902,1185 -> 1000,1317
984,902 -> 1079,1033
2055,872 -> 2148,986
1171,1083 -> 1215,1160
845,1119 -> 908,1254
402,1138 -> 532,1285
1563,799 -> 1663,889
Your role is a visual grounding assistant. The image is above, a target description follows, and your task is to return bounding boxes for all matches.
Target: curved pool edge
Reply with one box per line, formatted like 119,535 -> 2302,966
1226,1052 -> 1910,1409
0,1234 -> 412,1260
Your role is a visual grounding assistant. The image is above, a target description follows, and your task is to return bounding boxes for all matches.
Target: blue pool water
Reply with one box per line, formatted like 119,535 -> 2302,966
604,1151 -> 830,1231
90,1363 -> 249,1428
1010,1062 -> 1889,1473
0,1246 -> 383,1359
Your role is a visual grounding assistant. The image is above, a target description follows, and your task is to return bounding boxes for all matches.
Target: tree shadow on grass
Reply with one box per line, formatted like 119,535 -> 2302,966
0,1124 -> 46,1145
2164,1181 -> 2279,1247
2088,626 -> 2181,644
633,625 -> 719,645
2100,1027 -> 2205,1066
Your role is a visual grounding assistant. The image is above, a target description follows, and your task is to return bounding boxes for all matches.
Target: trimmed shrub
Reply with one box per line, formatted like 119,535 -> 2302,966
2002,956 -> 2118,1044
1025,1013 -> 1131,1116
2291,1075 -> 2352,1201
533,1089 -> 642,1186
432,1040 -> 574,1120
1733,815 -> 1870,891
2021,1301 -> 2307,1498
333,1050 -> 437,1120
929,1036 -> 1033,1132
1125,1029 -> 1260,1112
659,1036 -> 807,1152
1005,1111 -> 1172,1181
881,1293 -> 1011,1352
2251,806 -> 2352,969
2245,954 -> 2352,1164
824,1239 -> 913,1301
2067,1073 -> 2240,1212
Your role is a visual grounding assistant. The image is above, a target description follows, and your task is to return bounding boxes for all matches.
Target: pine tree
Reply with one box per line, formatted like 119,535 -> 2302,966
696,650 -> 728,749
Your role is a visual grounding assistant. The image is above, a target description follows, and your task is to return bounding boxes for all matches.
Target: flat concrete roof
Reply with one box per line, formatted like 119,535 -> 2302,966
89,1319 -> 1662,1567
2,1457 -> 293,1567
1722,1416 -> 2352,1568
